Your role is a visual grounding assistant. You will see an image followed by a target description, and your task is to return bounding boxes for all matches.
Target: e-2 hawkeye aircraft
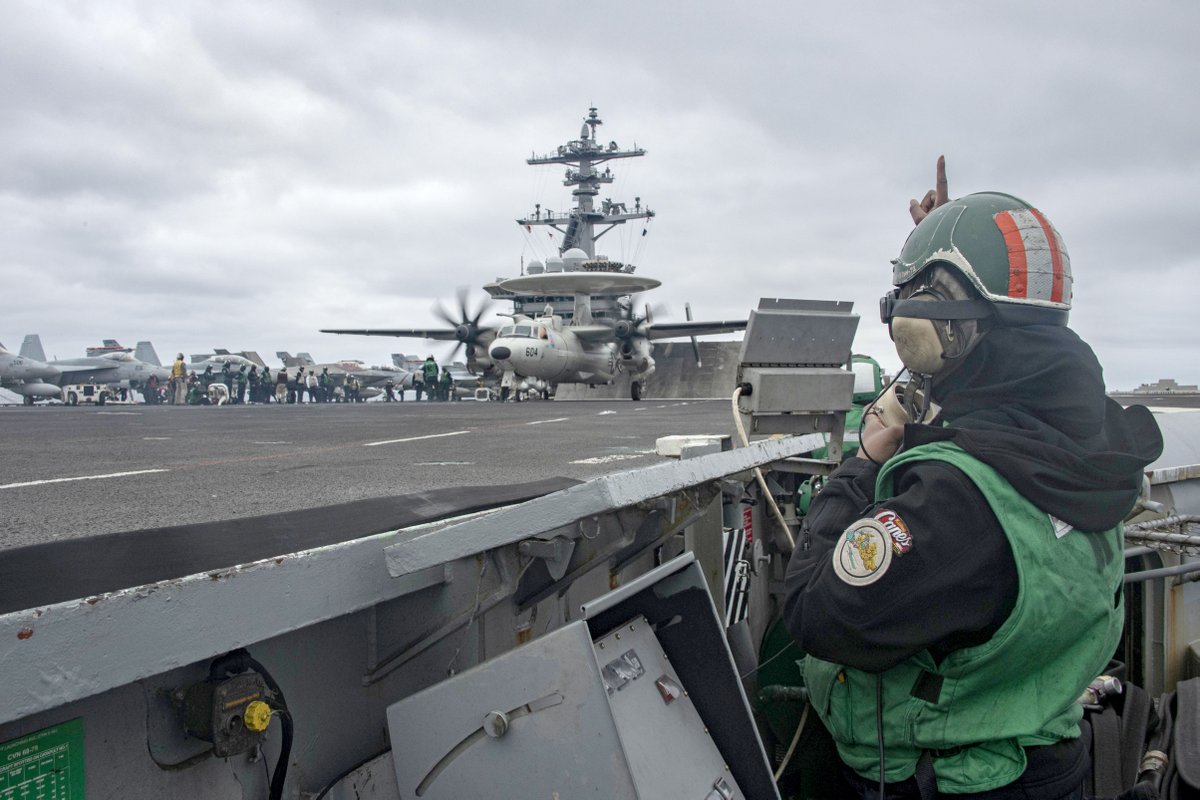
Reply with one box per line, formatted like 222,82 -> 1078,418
322,274 -> 746,400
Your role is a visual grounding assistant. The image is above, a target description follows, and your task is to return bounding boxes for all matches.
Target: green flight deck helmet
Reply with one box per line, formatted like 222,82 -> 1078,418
883,191 -> 1072,329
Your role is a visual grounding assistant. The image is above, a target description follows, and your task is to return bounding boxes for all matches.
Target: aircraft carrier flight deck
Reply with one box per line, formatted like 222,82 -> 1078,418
0,399 -> 734,551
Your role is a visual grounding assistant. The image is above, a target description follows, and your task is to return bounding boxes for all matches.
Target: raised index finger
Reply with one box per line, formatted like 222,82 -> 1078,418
935,155 -> 949,206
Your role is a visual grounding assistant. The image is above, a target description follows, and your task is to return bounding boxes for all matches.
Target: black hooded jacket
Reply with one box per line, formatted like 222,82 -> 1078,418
783,325 -> 1163,673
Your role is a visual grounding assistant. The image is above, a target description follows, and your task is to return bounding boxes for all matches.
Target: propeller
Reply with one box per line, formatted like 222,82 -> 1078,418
434,287 -> 495,360
685,302 -> 701,367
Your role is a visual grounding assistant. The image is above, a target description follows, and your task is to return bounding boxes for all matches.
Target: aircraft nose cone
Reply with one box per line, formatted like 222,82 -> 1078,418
490,346 -> 511,361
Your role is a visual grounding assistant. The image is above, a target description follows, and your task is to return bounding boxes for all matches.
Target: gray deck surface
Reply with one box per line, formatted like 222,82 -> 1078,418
0,399 -> 732,550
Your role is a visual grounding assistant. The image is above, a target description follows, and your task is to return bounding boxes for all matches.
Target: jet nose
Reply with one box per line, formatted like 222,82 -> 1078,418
490,346 -> 511,361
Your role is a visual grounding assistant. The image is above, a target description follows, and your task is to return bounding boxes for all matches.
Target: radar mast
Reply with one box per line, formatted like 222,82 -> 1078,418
517,107 -> 654,266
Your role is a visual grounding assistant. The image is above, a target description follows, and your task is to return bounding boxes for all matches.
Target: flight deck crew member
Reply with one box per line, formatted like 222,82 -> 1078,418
413,369 -> 425,402
276,368 -> 288,404
201,365 -> 215,389
319,368 -> 331,402
171,353 -> 187,405
221,361 -> 234,398
260,367 -> 271,403
422,356 -> 439,401
782,159 -> 1163,799
248,365 -> 260,403
384,377 -> 396,402
306,369 -> 318,403
439,367 -> 453,401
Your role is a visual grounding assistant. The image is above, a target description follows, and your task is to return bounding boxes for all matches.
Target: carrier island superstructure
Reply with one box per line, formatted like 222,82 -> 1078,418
483,107 -> 656,322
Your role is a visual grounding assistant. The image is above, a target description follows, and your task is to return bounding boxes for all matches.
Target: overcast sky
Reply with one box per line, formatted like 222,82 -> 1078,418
2,1 -> 1196,390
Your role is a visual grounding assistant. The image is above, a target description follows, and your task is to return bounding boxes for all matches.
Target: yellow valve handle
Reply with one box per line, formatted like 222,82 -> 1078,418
243,700 -> 273,733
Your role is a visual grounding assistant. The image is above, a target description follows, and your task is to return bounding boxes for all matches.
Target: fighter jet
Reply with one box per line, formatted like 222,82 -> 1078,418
276,352 -> 410,397
19,335 -> 170,390
0,342 -> 61,404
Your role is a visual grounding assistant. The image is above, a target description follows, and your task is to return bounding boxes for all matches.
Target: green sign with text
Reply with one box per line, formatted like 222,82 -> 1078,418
1,718 -> 85,799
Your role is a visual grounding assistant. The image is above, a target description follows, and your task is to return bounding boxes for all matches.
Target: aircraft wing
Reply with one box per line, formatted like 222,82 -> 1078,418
570,324 -> 622,343
321,328 -> 462,341
53,363 -> 121,379
646,320 -> 748,341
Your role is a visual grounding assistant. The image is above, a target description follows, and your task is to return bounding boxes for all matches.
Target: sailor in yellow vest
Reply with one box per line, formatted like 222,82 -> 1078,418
170,353 -> 187,405
783,159 -> 1163,798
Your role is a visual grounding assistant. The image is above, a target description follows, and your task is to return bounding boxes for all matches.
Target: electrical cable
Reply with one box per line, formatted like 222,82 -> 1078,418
857,368 -> 907,466
773,701 -> 810,782
731,385 -> 795,551
313,747 -> 391,800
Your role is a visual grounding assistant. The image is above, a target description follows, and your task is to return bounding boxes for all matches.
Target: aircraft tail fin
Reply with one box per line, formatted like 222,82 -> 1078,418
20,335 -> 47,363
276,351 -> 298,367
134,341 -> 162,366
213,348 -> 231,356
239,351 -> 267,367
391,353 -> 405,368
297,352 -> 316,366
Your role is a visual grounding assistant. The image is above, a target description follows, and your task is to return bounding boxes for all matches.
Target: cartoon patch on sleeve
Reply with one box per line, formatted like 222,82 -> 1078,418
832,518 -> 893,586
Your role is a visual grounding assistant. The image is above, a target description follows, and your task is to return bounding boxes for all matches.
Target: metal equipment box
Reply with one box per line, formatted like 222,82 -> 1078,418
385,554 -> 779,799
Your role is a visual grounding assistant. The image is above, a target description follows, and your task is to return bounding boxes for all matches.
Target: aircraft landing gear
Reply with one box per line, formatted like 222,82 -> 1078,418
630,380 -> 642,401
23,395 -> 33,406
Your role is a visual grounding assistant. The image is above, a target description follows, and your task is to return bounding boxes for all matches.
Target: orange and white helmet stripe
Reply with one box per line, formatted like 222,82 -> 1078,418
993,208 -> 1072,307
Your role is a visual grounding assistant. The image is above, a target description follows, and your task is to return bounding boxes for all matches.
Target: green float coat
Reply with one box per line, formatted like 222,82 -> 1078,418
804,441 -> 1123,793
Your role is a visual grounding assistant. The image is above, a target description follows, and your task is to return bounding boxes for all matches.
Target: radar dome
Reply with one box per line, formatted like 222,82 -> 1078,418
526,260 -> 545,275
545,257 -> 564,273
562,248 -> 589,271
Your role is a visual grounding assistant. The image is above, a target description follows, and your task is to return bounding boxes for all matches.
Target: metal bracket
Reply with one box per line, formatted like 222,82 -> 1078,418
518,536 -> 576,581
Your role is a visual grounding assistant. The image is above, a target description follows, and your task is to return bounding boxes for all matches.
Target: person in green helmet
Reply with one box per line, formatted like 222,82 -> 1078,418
783,158 -> 1163,799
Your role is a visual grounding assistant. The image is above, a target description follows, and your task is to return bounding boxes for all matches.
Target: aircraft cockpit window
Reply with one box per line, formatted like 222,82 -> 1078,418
514,325 -> 532,338
499,326 -> 515,337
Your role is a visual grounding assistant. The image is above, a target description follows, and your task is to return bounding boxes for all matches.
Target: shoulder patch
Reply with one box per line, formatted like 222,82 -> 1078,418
832,519 -> 893,586
874,509 -> 914,555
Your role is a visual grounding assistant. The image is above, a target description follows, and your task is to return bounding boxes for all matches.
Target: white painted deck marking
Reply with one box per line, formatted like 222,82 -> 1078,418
1,468 -> 170,490
363,430 -> 470,447
597,410 -> 618,416
413,461 -> 475,466
142,437 -> 172,440
570,453 -> 650,465
526,417 -> 569,425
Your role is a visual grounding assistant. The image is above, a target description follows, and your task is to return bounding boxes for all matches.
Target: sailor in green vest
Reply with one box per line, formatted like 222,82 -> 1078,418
421,355 -> 439,401
783,158 -> 1163,798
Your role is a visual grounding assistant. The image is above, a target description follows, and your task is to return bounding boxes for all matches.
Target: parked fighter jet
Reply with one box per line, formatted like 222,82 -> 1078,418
185,350 -> 264,375
19,335 -> 170,390
0,342 -> 61,404
276,352 -> 409,393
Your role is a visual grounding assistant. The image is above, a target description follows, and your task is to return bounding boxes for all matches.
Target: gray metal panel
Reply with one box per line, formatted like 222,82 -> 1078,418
386,621 -> 639,799
581,552 -> 696,619
385,434 -> 825,577
0,528 -> 452,726
595,616 -> 745,799
736,307 -> 859,367
737,367 -> 854,414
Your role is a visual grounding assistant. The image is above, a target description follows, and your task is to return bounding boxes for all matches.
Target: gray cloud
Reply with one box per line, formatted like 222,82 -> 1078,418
1,0 -> 1197,390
